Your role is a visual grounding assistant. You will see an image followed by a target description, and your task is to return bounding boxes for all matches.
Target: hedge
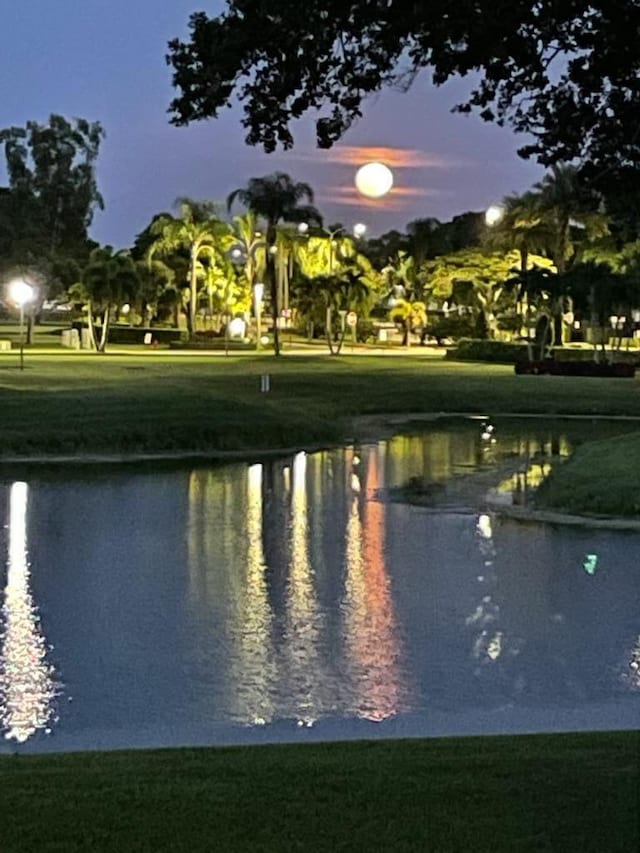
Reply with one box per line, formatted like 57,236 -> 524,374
447,338 -> 640,365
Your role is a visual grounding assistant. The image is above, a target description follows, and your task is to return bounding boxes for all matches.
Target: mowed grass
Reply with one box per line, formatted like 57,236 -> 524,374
535,429 -> 640,516
1,732 -> 637,853
3,352 -> 640,457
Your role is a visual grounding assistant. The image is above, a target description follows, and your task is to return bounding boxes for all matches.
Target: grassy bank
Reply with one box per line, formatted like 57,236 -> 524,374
4,351 -> 640,516
535,430 -> 640,516
3,352 -> 640,458
1,732 -> 637,852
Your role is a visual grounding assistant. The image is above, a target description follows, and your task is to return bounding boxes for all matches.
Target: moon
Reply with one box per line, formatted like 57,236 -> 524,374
355,162 -> 394,198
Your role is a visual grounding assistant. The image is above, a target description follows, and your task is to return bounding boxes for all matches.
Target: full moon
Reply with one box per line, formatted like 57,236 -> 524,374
355,162 -> 394,198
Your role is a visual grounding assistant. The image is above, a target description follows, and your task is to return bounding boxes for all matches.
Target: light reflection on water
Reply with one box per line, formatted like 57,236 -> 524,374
0,483 -> 58,743
0,418 -> 639,751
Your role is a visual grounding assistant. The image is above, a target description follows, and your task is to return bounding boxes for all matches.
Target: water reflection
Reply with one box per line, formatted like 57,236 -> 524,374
2,417 -> 639,752
229,463 -> 276,725
281,451 -> 328,725
468,512 -> 504,666
342,447 -> 409,721
0,482 -> 58,743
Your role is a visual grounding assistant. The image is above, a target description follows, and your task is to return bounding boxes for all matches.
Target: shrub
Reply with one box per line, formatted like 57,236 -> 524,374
553,346 -> 640,364
72,324 -> 184,345
427,314 -> 476,342
446,338 -> 529,363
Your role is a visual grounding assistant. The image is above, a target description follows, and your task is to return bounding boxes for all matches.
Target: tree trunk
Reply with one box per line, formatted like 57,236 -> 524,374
189,247 -> 198,338
97,307 -> 110,353
267,224 -> 280,356
87,301 -> 99,351
325,306 -> 337,355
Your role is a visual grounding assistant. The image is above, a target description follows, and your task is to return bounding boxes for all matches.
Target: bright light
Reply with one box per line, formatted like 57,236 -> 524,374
254,282 -> 264,304
485,205 -> 504,227
9,280 -> 34,307
355,163 -> 394,199
228,317 -> 246,338
353,223 -> 367,239
297,222 -> 309,235
1,482 -> 58,742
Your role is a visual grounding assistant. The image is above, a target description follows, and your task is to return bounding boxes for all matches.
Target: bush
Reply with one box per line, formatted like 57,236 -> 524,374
355,319 -> 377,343
446,338 -> 530,363
553,346 -> 640,364
427,314 -> 476,342
72,324 -> 183,345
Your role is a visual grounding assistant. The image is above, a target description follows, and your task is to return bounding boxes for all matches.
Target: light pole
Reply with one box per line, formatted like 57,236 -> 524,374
228,239 -> 266,351
485,204 -> 505,227
9,280 -> 34,371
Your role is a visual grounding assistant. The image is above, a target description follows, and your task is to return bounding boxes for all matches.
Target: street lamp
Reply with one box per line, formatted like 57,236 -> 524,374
9,279 -> 34,371
485,204 -> 504,227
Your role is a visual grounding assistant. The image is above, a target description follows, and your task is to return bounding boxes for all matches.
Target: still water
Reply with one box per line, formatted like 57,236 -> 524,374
1,418 -> 639,753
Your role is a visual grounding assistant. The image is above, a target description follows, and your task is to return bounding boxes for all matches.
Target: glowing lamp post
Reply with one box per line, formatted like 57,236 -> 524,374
485,205 -> 505,227
9,280 -> 34,371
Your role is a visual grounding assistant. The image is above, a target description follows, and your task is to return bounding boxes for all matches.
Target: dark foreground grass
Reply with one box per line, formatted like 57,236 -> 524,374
1,732 -> 637,852
3,353 -> 640,458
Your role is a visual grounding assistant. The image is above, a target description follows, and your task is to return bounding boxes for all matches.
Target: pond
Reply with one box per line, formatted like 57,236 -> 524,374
1,417 -> 639,753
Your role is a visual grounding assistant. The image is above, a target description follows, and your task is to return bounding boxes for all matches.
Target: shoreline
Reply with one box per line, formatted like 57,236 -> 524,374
1,410 -> 639,530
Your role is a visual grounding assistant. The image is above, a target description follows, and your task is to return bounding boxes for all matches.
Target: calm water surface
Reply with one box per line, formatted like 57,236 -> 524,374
1,418 -> 639,752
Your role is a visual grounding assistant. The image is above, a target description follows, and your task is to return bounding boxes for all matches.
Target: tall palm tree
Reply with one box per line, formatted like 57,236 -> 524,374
534,164 -> 609,343
69,246 -> 140,352
227,173 -> 322,355
534,164 -> 608,275
485,191 -> 552,274
484,192 -> 555,334
230,212 -> 266,293
148,198 -> 228,336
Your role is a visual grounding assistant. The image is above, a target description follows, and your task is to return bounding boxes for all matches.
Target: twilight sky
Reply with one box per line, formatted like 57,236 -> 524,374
1,1 -> 544,247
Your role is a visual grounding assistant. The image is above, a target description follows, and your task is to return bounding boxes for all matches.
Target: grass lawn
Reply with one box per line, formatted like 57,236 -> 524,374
535,429 -> 640,516
2,351 -> 640,458
3,350 -> 640,515
1,732 -> 637,852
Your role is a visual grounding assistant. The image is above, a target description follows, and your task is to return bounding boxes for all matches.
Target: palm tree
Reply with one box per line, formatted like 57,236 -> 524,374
297,269 -> 369,354
69,246 -> 140,352
148,198 -> 228,336
229,212 -> 266,293
534,165 -> 608,275
485,192 -> 552,274
390,300 -> 427,346
484,192 -> 555,334
534,164 -> 608,343
227,173 -> 322,355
